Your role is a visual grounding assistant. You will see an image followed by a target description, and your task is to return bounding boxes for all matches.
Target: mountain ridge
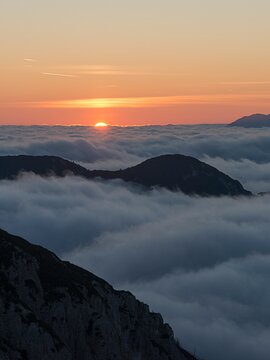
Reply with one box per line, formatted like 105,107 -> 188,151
0,154 -> 251,196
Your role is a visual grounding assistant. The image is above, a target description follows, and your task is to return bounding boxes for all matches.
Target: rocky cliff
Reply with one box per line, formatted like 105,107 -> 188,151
0,228 -> 196,360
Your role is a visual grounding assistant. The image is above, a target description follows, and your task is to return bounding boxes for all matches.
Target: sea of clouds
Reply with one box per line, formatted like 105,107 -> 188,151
1,124 -> 270,360
1,124 -> 270,191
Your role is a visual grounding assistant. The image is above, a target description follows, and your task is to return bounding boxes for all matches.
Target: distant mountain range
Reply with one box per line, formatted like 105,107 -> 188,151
229,113 -> 270,127
0,228 -> 196,360
0,154 -> 251,196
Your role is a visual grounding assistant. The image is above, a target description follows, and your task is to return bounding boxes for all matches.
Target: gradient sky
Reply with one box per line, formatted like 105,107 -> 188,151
1,0 -> 270,125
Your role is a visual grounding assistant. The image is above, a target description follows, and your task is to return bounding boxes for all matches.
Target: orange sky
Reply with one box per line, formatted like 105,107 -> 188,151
1,0 -> 270,125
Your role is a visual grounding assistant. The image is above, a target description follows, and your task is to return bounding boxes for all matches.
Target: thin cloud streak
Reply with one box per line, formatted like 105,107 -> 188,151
218,81 -> 270,86
46,65 -> 191,77
23,58 -> 37,63
19,93 -> 270,109
47,65 -> 140,76
41,72 -> 78,78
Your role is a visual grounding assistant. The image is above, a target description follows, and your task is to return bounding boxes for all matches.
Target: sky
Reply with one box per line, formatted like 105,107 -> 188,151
1,125 -> 270,359
1,0 -> 270,125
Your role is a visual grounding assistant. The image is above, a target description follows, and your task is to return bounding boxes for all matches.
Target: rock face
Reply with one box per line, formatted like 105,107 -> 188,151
0,229 -> 196,360
0,154 -> 251,196
228,113 -> 270,127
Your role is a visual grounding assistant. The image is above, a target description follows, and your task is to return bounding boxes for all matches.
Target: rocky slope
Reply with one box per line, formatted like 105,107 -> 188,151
0,228 -> 196,360
0,154 -> 251,196
228,113 -> 270,127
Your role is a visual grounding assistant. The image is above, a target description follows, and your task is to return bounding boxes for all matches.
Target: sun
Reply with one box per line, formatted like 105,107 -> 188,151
94,122 -> 108,127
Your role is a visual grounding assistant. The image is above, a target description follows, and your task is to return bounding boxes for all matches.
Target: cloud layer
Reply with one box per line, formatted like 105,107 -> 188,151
1,124 -> 270,360
0,174 -> 270,360
1,124 -> 270,191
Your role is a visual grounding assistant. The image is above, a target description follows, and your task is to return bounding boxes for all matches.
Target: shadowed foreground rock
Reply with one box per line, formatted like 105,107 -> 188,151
0,229 -> 196,360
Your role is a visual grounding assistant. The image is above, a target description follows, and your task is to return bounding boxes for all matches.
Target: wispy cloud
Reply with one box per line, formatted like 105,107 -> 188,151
46,65 -> 139,76
19,93 -> 270,109
218,81 -> 270,85
45,65 -> 189,77
41,72 -> 78,78
23,58 -> 37,63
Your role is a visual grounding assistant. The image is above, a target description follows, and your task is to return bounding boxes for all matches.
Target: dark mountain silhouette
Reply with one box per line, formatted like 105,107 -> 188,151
90,154 -> 250,196
0,154 -> 251,196
0,228 -> 196,360
228,113 -> 270,127
0,155 -> 91,179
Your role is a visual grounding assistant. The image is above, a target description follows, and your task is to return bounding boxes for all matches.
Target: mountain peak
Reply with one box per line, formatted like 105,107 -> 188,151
229,113 -> 270,127
92,153 -> 251,196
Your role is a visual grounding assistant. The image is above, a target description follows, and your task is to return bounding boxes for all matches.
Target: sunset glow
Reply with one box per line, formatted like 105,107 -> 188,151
1,0 -> 270,125
94,122 -> 108,127
18,94 -> 270,109
2,2 -> 270,359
